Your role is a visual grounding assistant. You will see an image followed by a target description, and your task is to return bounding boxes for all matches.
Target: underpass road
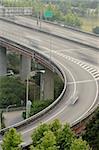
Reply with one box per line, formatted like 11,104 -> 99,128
0,18 -> 99,147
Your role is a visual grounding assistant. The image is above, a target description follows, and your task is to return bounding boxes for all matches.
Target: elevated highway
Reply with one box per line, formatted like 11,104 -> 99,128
0,18 -> 99,147
0,16 -> 98,49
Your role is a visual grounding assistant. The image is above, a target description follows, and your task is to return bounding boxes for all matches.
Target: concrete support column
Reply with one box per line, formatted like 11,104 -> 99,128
40,69 -> 54,100
0,46 -> 7,76
20,55 -> 31,80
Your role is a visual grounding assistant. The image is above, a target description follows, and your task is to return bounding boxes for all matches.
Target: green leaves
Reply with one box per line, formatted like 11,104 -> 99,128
31,123 -> 49,146
31,119 -> 90,150
93,26 -> 99,34
0,76 -> 25,108
1,128 -> 22,150
70,138 -> 91,150
39,131 -> 57,149
57,124 -> 75,150
1,119 -> 91,150
30,99 -> 53,116
83,108 -> 99,150
64,13 -> 82,27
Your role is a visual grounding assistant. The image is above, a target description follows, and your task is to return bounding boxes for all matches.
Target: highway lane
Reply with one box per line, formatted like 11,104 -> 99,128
20,56 -> 98,146
0,20 -> 98,147
0,19 -> 99,70
11,16 -> 99,69
9,16 -> 99,48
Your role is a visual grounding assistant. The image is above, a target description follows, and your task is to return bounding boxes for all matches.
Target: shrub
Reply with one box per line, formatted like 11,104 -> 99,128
93,26 -> 99,34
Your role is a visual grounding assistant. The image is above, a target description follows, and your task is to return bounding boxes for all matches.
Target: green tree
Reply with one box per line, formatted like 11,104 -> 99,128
83,108 -> 99,150
70,138 -> 91,150
31,123 -> 49,146
49,119 -> 62,137
30,99 -> 53,116
57,123 -> 75,150
0,76 -> 25,108
93,26 -> 99,34
44,3 -> 62,21
38,131 -> 57,150
64,13 -> 82,27
31,119 -> 90,150
1,128 -> 22,150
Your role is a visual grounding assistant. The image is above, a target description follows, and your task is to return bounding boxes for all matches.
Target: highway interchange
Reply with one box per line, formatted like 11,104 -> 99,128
0,17 -> 99,147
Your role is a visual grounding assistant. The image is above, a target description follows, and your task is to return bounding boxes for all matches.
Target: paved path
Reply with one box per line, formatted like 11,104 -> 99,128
3,111 -> 24,127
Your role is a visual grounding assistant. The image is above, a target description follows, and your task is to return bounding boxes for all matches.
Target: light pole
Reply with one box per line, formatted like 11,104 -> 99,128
26,71 -> 36,119
39,70 -> 45,100
26,70 -> 45,118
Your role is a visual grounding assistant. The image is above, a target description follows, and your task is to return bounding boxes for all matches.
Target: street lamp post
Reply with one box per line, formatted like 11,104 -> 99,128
40,70 -> 45,100
26,71 -> 36,119
26,70 -> 45,118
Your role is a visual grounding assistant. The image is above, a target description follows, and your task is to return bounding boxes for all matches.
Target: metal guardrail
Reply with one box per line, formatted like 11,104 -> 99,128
43,19 -> 99,37
0,36 -> 67,134
0,17 -> 98,50
30,16 -> 99,37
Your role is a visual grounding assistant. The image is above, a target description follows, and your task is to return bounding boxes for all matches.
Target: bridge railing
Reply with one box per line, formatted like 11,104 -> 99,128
0,17 -> 98,50
0,36 -> 67,134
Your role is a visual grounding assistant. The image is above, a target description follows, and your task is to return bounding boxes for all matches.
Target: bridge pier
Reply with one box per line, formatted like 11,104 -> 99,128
20,55 -> 31,80
0,46 -> 7,76
40,69 -> 54,100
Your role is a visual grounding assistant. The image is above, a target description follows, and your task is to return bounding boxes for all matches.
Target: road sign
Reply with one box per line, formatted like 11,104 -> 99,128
44,10 -> 53,18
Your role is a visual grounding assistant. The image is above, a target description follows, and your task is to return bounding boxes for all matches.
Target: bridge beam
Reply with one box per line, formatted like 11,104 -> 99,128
20,55 -> 31,80
40,69 -> 54,100
0,46 -> 7,76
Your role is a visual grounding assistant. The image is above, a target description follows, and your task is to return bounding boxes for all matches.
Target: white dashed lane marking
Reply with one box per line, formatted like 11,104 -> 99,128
64,55 -> 99,80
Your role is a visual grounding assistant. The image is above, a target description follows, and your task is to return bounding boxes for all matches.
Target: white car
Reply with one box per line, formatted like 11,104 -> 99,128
71,92 -> 79,105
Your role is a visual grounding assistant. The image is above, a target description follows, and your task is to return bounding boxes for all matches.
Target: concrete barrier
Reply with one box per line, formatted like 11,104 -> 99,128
0,36 -> 67,134
0,17 -> 98,50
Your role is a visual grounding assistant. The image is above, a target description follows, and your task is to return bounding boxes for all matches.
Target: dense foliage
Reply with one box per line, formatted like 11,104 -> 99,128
30,119 -> 90,150
1,120 -> 91,150
1,128 -> 22,150
83,107 -> 99,150
22,99 -> 53,119
93,26 -> 99,34
0,76 -> 25,108
30,99 -> 53,115
7,53 -> 20,74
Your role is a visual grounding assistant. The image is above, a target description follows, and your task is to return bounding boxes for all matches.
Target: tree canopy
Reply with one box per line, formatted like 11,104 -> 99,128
1,119 -> 91,150
83,107 -> 99,150
0,76 -> 25,108
31,119 -> 90,150
1,128 -> 22,150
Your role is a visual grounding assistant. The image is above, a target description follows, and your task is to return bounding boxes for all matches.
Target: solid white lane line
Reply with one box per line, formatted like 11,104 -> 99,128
22,58 -> 77,135
22,48 -> 98,135
67,79 -> 99,85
